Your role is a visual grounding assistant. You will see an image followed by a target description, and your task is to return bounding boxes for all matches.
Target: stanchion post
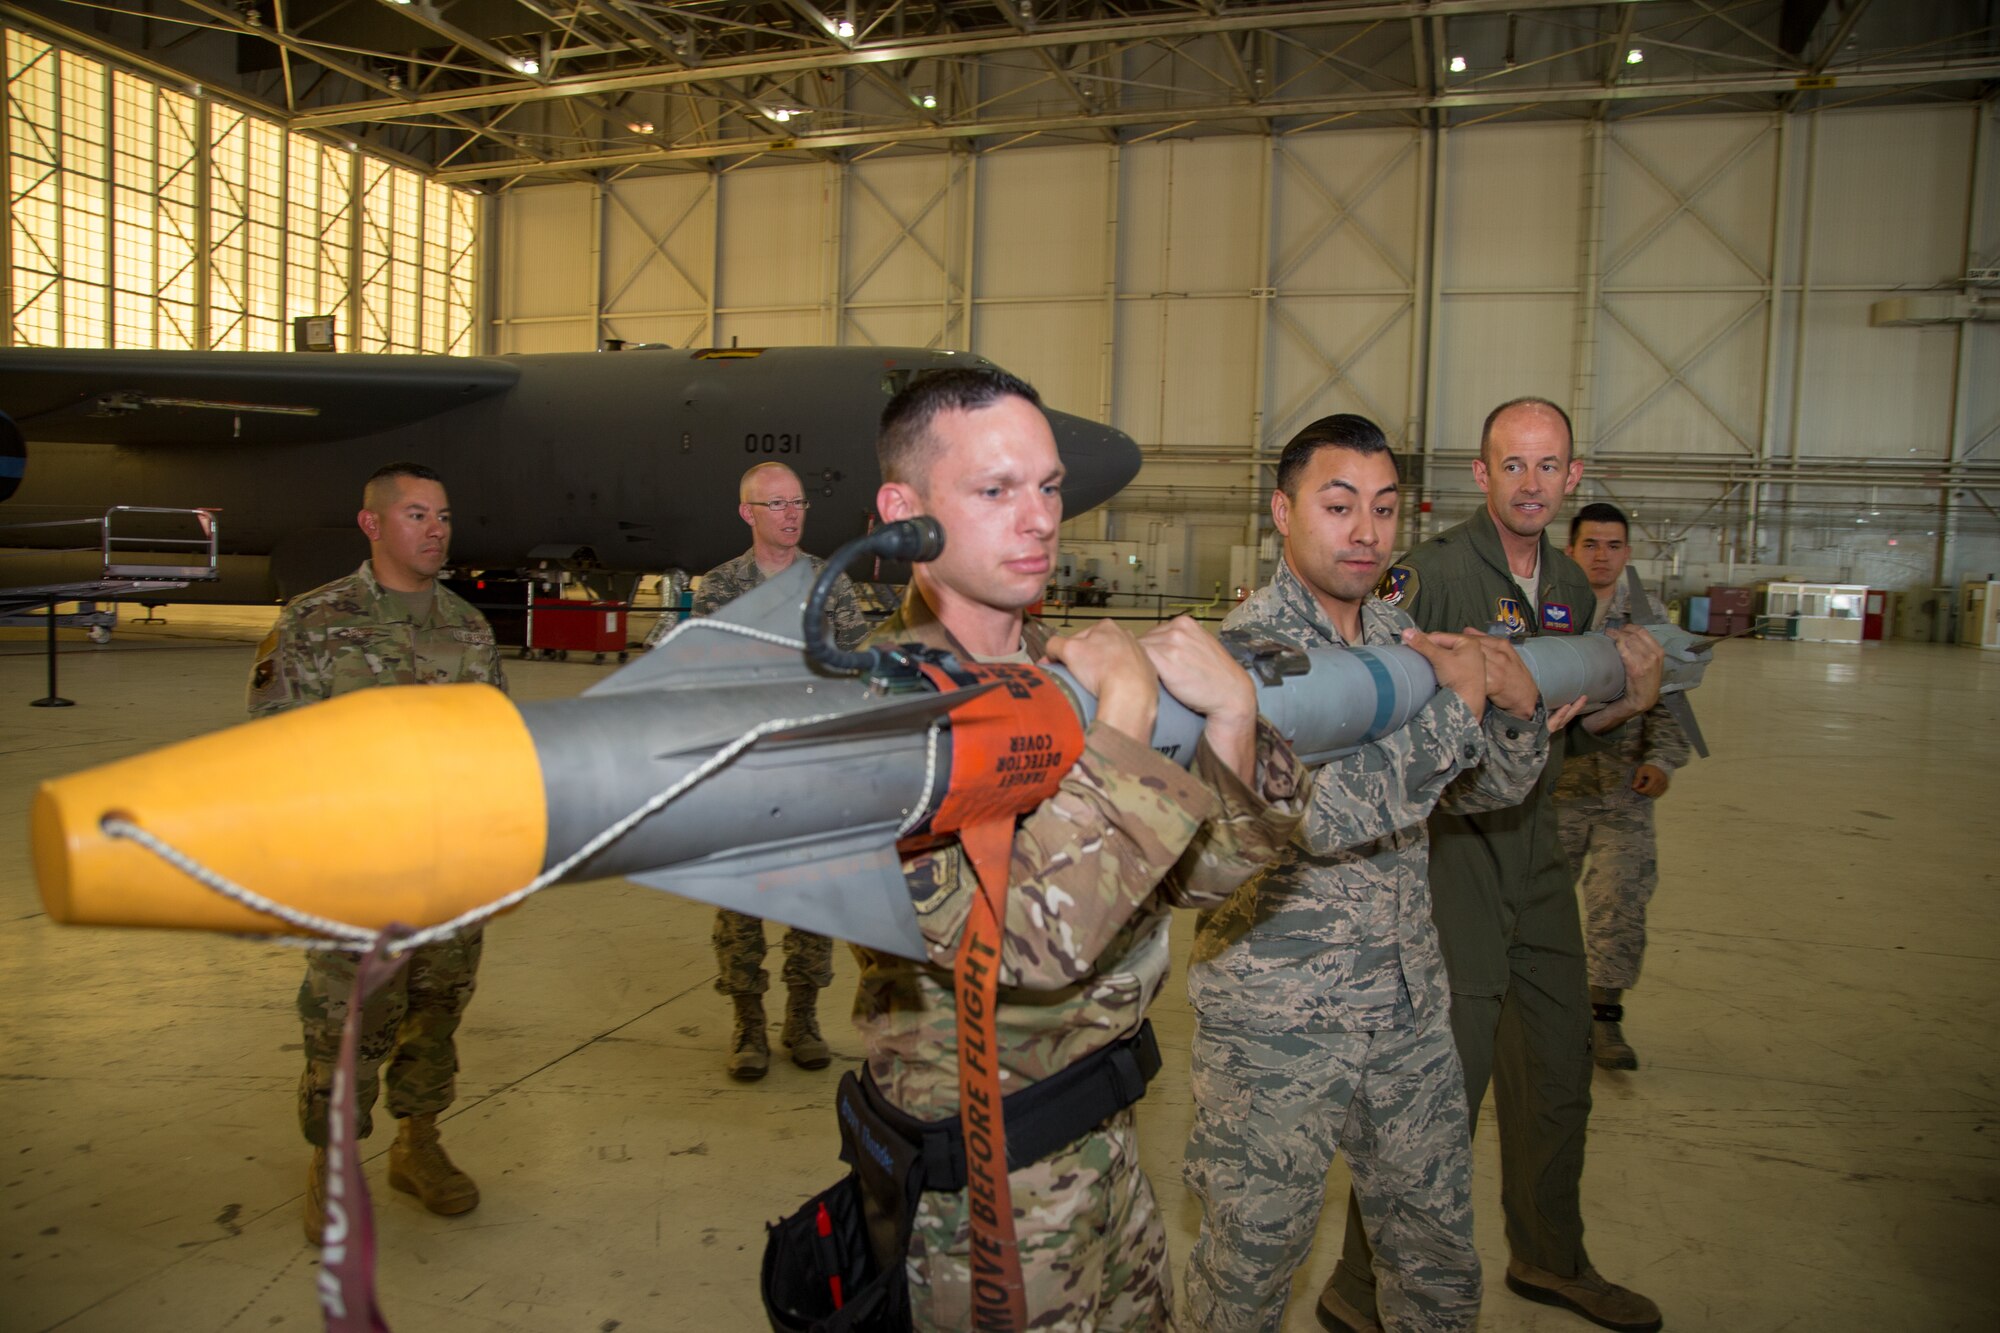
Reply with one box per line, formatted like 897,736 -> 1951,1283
31,600 -> 76,708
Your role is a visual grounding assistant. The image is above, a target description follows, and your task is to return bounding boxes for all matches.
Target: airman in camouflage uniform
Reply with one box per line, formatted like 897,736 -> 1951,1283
248,462 -> 505,1243
857,367 -> 1307,1332
861,587 -> 1305,1332
1183,420 -> 1548,1333
1556,503 -> 1691,1070
696,462 -> 871,1080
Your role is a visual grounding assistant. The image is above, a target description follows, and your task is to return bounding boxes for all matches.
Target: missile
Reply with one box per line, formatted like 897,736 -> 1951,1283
30,525 -> 1713,959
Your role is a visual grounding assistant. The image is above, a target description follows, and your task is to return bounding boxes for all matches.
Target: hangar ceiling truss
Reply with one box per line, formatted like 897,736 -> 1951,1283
0,0 -> 1992,185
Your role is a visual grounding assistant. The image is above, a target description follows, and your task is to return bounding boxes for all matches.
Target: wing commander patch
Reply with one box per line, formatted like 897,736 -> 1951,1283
1494,597 -> 1528,635
1377,564 -> 1418,607
1541,602 -> 1574,633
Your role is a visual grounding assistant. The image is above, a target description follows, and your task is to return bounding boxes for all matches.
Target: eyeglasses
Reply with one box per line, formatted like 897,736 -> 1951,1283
750,499 -> 811,512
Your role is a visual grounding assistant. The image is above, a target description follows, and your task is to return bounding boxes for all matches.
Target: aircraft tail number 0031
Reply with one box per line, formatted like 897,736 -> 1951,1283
746,432 -> 802,454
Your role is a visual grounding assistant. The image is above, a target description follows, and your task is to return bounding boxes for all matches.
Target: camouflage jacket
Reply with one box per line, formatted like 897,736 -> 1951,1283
248,560 -> 507,717
692,548 -> 870,650
1189,559 -> 1549,1033
1554,578 -> 1692,798
852,583 -> 1308,1120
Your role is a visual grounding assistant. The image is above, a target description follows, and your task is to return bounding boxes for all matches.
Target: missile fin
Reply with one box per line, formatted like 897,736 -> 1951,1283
1659,692 -> 1711,760
586,562 -> 825,697
627,822 -> 928,960
751,683 -> 993,748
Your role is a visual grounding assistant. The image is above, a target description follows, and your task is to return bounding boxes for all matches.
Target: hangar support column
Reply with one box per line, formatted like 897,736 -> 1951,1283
1939,94 -> 1995,588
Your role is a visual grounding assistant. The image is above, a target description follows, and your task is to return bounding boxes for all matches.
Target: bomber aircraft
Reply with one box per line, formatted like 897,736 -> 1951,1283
0,344 -> 1141,605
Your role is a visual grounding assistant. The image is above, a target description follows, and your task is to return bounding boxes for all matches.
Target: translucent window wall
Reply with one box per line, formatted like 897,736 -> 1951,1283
4,28 -> 480,354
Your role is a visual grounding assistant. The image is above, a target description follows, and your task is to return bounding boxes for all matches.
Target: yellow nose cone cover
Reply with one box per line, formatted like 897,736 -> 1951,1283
31,684 -> 547,935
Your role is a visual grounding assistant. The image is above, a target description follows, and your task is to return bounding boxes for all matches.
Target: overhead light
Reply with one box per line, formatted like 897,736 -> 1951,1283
627,119 -> 654,135
835,19 -> 854,38
1625,48 -> 1644,65
768,107 -> 797,123
513,56 -> 541,75
918,91 -> 938,110
1448,54 -> 1467,73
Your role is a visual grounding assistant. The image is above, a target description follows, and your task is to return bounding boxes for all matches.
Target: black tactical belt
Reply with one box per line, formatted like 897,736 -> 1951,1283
856,1019 -> 1162,1193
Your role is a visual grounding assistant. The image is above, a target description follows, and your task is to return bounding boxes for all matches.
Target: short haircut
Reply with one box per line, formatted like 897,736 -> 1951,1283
1569,500 -> 1629,545
363,461 -> 443,509
1275,413 -> 1397,498
1479,396 -> 1573,463
739,461 -> 800,502
878,367 -> 1042,488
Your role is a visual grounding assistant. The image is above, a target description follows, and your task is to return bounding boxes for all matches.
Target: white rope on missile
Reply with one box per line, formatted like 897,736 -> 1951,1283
97,817 -> 377,944
897,718 -> 945,839
649,612 -> 809,654
383,708 -> 844,955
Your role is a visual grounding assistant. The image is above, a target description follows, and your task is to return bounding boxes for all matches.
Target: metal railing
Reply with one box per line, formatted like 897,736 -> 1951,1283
100,506 -> 222,582
1041,585 -> 1233,625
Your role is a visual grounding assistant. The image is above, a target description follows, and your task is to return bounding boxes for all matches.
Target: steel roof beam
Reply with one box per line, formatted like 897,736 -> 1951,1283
429,54 -> 2000,180
294,0 -> 1654,128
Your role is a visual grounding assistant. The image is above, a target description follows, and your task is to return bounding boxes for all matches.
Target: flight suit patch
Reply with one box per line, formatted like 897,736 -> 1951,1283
1378,564 -> 1418,607
1494,597 -> 1528,635
1541,602 -> 1574,633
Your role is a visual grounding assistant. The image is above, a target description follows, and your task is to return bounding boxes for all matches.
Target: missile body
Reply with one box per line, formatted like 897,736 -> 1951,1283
31,561 -> 1711,960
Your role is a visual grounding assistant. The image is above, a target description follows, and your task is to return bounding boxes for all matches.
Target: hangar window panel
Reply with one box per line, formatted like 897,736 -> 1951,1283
242,116 -> 286,350
58,49 -> 108,348
6,31 -> 61,346
154,87 -> 200,348
439,185 -> 480,355
4,24 -> 479,353
285,135 -> 354,337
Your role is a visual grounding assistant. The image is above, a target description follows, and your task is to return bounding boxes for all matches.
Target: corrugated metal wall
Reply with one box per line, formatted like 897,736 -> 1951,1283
491,100 -> 2000,600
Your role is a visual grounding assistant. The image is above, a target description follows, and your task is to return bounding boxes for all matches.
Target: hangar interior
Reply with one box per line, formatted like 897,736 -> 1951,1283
3,2 -> 1999,1331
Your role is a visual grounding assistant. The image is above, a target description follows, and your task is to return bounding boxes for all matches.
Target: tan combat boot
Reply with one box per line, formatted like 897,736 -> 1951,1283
781,984 -> 832,1071
304,1147 -> 328,1245
1315,1283 -> 1382,1333
1591,985 -> 1638,1070
728,994 -> 771,1081
388,1114 -> 480,1216
1505,1258 -> 1661,1332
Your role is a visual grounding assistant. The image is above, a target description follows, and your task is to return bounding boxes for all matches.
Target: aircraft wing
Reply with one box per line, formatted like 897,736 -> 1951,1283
0,349 -> 519,446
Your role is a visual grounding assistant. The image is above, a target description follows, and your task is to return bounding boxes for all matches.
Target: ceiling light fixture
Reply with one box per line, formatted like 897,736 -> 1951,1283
628,119 -> 654,134
1626,48 -> 1645,65
919,91 -> 938,109
835,19 -> 854,38
1448,55 -> 1467,73
514,56 -> 541,75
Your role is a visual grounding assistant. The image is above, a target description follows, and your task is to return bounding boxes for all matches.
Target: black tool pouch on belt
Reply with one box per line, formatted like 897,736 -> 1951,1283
761,1020 -> 1162,1332
761,1071 -> 924,1333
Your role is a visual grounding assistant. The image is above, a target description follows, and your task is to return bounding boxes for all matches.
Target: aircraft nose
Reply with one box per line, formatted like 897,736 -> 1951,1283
1046,408 -> 1141,516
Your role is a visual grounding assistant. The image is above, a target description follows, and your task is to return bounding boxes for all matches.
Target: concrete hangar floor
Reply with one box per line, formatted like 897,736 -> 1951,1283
1,608 -> 1993,1333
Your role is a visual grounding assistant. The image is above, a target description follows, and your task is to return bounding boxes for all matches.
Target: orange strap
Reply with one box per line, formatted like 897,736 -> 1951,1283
912,661 -> 1086,1332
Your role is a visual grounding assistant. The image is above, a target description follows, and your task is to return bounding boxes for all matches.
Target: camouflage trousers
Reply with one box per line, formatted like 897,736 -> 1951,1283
1556,785 -> 1658,990
296,929 -> 483,1146
712,909 -> 833,997
1184,1015 -> 1480,1333
905,1108 -> 1171,1332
